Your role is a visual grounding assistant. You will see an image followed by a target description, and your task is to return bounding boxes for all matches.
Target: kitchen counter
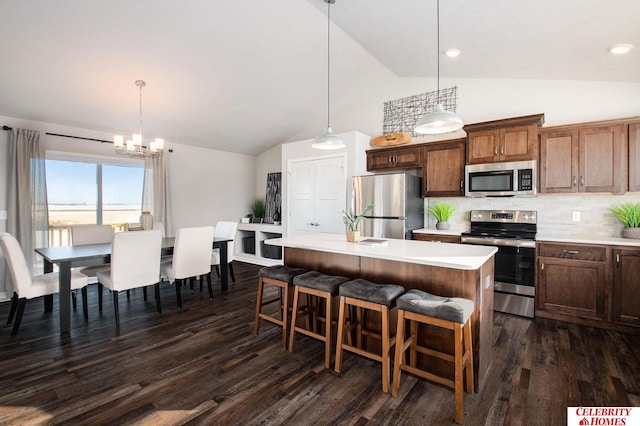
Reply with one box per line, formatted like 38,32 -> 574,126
412,227 -> 468,237
266,232 -> 496,391
267,233 -> 496,270
537,234 -> 640,247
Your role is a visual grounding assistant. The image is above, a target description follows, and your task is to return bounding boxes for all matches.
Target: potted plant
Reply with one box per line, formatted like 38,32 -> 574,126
428,202 -> 456,230
342,203 -> 374,242
609,202 -> 640,239
251,198 -> 266,223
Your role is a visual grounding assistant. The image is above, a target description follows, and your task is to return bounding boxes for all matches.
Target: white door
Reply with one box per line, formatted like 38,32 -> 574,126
288,155 -> 346,236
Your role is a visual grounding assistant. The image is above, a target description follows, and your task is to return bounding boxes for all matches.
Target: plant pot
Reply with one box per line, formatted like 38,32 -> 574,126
435,221 -> 450,230
346,230 -> 360,242
621,227 -> 640,239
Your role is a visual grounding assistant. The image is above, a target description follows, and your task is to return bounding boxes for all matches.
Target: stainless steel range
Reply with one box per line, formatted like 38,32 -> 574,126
461,210 -> 537,318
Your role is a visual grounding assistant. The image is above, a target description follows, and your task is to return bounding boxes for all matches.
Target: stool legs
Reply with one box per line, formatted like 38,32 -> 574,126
289,286 -> 335,369
254,276 -> 289,348
391,310 -> 474,424
335,295 -> 395,393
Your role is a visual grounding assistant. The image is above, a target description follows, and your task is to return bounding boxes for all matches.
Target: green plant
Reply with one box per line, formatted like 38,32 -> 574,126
428,202 -> 456,222
251,198 -> 266,219
342,203 -> 374,231
609,202 -> 640,227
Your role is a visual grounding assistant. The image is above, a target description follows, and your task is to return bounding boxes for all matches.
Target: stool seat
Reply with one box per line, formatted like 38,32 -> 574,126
339,278 -> 405,307
294,271 -> 347,295
259,265 -> 308,285
396,289 -> 474,324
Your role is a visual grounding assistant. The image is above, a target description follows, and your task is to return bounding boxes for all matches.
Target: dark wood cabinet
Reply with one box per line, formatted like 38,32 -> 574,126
611,247 -> 640,326
366,146 -> 422,172
421,139 -> 466,196
413,232 -> 462,244
464,114 -> 544,164
539,123 -> 628,194
537,242 -> 607,321
629,122 -> 640,192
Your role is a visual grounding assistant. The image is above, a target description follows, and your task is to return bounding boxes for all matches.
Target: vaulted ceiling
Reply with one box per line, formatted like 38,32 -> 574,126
0,0 -> 637,155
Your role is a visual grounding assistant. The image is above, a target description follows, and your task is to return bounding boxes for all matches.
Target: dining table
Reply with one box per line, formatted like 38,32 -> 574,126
35,236 -> 231,334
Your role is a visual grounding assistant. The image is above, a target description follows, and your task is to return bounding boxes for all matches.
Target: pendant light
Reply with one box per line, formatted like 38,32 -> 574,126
414,0 -> 463,135
312,0 -> 345,150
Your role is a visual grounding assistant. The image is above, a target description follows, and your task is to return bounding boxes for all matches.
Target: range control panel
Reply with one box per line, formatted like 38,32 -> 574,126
469,210 -> 537,224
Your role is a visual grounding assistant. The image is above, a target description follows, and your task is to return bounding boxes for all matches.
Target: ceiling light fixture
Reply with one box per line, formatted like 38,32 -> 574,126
445,48 -> 461,58
414,0 -> 463,135
608,43 -> 634,55
114,80 -> 164,156
312,0 -> 345,150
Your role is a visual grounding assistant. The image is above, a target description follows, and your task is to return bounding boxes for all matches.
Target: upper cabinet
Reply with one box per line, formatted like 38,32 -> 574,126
629,122 -> 640,192
422,139 -> 466,197
366,145 -> 422,171
464,114 -> 544,164
539,121 -> 628,194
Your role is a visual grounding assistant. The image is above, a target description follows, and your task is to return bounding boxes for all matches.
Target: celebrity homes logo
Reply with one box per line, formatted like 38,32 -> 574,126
567,407 -> 638,425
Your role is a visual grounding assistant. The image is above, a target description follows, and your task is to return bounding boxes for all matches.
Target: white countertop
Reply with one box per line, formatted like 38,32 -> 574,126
266,233 -> 497,270
537,233 -> 640,247
413,228 -> 467,236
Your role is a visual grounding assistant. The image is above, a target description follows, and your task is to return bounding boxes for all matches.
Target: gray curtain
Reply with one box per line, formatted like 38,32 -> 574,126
142,152 -> 172,236
6,128 -> 49,277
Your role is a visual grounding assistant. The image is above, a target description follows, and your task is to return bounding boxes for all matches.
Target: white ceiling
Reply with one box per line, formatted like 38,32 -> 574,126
0,0 -> 638,156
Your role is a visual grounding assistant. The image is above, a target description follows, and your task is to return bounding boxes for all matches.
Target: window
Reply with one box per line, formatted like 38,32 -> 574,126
46,154 -> 144,246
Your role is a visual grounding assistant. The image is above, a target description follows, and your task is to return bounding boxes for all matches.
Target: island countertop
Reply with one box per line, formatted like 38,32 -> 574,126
266,233 -> 497,270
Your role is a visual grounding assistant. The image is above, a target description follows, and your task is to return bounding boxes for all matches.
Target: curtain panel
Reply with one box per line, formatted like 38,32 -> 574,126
6,128 -> 49,277
142,153 -> 172,236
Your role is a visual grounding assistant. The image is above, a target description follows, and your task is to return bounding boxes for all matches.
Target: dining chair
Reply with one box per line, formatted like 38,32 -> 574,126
0,232 -> 89,336
211,221 -> 238,282
161,226 -> 215,308
71,224 -> 115,310
96,229 -> 162,326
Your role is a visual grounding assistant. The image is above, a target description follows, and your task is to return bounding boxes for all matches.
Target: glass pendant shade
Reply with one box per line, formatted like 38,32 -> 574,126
311,126 -> 345,149
414,103 -> 464,135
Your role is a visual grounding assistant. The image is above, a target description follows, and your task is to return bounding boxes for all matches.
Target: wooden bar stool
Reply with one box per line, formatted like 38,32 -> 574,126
288,271 -> 349,368
391,289 -> 474,424
254,265 -> 308,348
334,278 -> 405,393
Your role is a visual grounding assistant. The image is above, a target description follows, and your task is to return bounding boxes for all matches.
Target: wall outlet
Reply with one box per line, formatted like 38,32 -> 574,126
572,211 -> 581,222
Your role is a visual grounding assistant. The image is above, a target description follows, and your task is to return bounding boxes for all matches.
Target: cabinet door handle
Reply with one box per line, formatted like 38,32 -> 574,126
500,146 -> 505,155
494,147 -> 498,156
394,155 -> 397,163
580,176 -> 585,187
616,254 -> 620,264
562,250 -> 579,254
460,180 -> 464,190
388,155 -> 392,164
541,263 -> 544,270
573,176 -> 577,187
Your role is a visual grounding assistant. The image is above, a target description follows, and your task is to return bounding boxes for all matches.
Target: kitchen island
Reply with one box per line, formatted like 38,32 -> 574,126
266,233 -> 497,391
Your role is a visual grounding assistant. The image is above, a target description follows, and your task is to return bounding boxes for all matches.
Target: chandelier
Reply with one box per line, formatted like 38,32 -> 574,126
113,80 -> 164,156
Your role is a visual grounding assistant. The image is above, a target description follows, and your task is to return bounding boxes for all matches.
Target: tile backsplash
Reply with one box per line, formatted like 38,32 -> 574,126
425,193 -> 640,237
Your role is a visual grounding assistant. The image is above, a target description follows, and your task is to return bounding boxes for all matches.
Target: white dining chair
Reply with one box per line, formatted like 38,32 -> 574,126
0,232 -> 89,336
211,221 -> 238,282
96,229 -> 162,326
161,226 -> 215,308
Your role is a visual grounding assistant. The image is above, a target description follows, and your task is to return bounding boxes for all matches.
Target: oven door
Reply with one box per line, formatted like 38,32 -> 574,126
494,245 -> 536,290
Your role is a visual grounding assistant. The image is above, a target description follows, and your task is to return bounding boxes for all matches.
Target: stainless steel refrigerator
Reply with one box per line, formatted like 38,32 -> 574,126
352,173 -> 423,239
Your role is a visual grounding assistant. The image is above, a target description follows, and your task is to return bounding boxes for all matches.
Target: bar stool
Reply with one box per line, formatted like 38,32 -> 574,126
254,265 -> 308,348
334,278 -> 405,393
288,271 -> 349,368
391,289 -> 474,424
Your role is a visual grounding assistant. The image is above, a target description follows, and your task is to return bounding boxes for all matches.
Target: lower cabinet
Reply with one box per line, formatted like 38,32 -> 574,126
235,223 -> 283,266
537,242 -> 607,320
537,241 -> 640,330
612,247 -> 640,326
413,232 -> 461,244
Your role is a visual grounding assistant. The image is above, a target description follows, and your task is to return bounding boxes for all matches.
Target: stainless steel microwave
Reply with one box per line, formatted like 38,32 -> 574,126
465,160 -> 537,197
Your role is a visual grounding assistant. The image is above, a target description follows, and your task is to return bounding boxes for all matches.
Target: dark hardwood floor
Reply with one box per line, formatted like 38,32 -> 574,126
0,262 -> 638,425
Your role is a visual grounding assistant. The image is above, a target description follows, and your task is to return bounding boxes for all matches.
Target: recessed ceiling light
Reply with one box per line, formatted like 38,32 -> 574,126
608,44 -> 634,55
445,48 -> 461,58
